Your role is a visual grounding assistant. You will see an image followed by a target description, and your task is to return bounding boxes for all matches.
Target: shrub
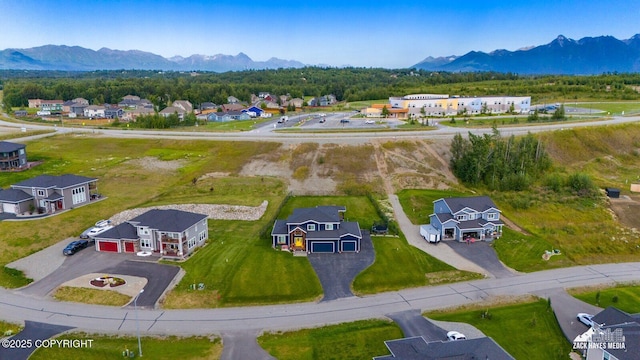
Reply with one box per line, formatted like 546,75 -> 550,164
566,173 -> 597,197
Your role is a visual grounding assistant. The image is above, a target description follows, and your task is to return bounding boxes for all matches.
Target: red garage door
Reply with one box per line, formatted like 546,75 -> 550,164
124,242 -> 135,253
98,241 -> 119,252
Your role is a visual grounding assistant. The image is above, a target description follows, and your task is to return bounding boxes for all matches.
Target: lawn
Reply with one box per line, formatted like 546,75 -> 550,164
426,299 -> 572,360
570,284 -> 640,314
52,286 -> 132,307
0,320 -> 23,336
29,334 -> 222,360
278,195 -> 383,229
578,101 -> 640,115
353,236 -> 482,294
397,187 -> 640,272
0,135 -> 282,288
258,319 -> 402,360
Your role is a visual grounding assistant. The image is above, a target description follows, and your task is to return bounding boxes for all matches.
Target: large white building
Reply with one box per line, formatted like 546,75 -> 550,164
388,94 -> 531,117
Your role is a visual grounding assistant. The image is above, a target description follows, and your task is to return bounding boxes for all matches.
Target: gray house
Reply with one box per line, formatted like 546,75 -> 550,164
0,141 -> 28,171
8,174 -> 98,214
95,209 -> 208,259
271,206 -> 362,253
0,188 -> 35,214
426,196 -> 503,242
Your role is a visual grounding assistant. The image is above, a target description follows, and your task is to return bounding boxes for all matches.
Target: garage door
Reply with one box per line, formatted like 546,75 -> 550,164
2,203 -> 16,214
311,242 -> 335,253
98,241 -> 119,252
341,241 -> 357,252
124,242 -> 135,253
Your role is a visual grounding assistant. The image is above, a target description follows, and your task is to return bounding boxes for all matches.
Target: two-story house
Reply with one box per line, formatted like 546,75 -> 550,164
0,141 -> 27,171
426,196 -> 503,242
271,206 -> 362,253
0,174 -> 98,214
94,209 -> 208,259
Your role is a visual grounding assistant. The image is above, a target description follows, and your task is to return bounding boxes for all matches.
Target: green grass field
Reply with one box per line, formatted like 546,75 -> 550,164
0,320 -> 23,336
353,236 -> 482,293
570,285 -> 640,314
426,299 -> 572,360
29,334 -> 222,360
258,319 -> 402,360
52,286 -> 132,307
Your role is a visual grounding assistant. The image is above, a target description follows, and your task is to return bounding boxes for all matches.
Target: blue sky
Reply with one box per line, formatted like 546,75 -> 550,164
0,0 -> 638,68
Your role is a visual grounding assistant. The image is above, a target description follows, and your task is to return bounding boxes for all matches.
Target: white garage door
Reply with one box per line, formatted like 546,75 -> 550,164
2,203 -> 16,214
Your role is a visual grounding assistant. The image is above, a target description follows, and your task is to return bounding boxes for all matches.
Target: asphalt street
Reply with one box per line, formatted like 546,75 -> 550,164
1,262 -> 639,336
0,321 -> 74,360
386,309 -> 447,341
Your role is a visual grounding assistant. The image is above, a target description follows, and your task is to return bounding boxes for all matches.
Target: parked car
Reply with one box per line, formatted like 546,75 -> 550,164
340,119 -> 350,124
447,331 -> 466,341
577,313 -> 595,327
80,219 -> 113,239
63,239 -> 89,256
365,120 -> 375,124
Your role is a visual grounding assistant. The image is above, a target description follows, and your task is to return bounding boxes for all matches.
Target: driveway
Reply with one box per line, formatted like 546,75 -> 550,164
17,248 -> 180,308
386,309 -> 447,341
534,287 -> 603,343
0,321 -> 74,360
220,331 -> 275,360
445,241 -> 518,279
307,231 -> 375,301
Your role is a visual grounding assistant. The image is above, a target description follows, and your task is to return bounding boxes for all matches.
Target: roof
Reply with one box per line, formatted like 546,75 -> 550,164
591,307 -> 640,360
0,141 -> 26,153
438,196 -> 500,214
374,336 -> 515,360
128,209 -> 207,232
11,174 -> 97,189
159,106 -> 186,115
96,222 -> 138,241
0,188 -> 34,203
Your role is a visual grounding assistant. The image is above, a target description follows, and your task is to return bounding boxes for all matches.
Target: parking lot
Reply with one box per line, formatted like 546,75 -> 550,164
259,112 -> 404,131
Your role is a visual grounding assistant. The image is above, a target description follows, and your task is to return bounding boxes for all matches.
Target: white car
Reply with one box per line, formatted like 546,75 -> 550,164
80,219 -> 113,239
447,331 -> 466,341
365,120 -> 375,124
577,313 -> 595,327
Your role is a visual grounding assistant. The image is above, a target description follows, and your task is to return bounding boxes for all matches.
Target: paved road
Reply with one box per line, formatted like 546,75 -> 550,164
3,114 -> 640,146
1,262 -> 639,336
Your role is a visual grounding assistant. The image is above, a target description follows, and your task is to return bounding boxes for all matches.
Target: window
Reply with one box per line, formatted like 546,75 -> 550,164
456,214 -> 467,221
19,149 -> 25,155
71,186 -> 86,204
325,223 -> 333,231
188,237 -> 196,249
140,239 -> 151,248
37,189 -> 45,197
140,228 -> 150,235
277,235 -> 287,244
487,213 -> 498,220
307,224 -> 316,231
198,231 -> 207,242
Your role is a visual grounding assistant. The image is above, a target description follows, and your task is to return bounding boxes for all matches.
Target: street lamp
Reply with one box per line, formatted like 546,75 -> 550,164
134,289 -> 144,357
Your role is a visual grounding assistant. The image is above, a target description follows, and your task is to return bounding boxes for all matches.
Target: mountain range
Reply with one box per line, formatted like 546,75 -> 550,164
0,45 -> 305,72
1,34 -> 640,74
413,34 -> 640,74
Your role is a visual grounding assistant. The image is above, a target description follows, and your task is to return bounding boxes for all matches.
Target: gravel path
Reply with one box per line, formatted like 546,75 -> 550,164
109,200 -> 269,224
6,238 -> 72,282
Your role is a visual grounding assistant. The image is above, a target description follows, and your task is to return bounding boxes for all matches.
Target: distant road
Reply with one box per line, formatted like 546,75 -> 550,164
1,114 -> 640,144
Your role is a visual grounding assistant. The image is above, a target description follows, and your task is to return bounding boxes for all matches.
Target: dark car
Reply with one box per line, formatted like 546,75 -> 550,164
63,240 -> 89,256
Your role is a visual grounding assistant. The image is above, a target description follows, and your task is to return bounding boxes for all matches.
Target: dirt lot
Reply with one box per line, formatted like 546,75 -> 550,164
609,195 -> 640,230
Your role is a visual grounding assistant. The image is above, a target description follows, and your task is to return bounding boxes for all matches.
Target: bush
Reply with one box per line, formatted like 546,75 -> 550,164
566,173 -> 597,197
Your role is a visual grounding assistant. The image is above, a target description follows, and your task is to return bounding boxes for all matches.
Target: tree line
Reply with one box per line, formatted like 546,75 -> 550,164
450,129 -> 552,191
3,68 -> 640,109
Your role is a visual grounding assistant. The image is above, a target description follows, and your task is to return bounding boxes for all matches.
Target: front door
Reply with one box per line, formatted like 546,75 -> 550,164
294,236 -> 303,248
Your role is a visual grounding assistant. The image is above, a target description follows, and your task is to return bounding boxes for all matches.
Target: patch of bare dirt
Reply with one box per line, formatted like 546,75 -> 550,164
609,196 -> 640,231
127,156 -> 186,171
